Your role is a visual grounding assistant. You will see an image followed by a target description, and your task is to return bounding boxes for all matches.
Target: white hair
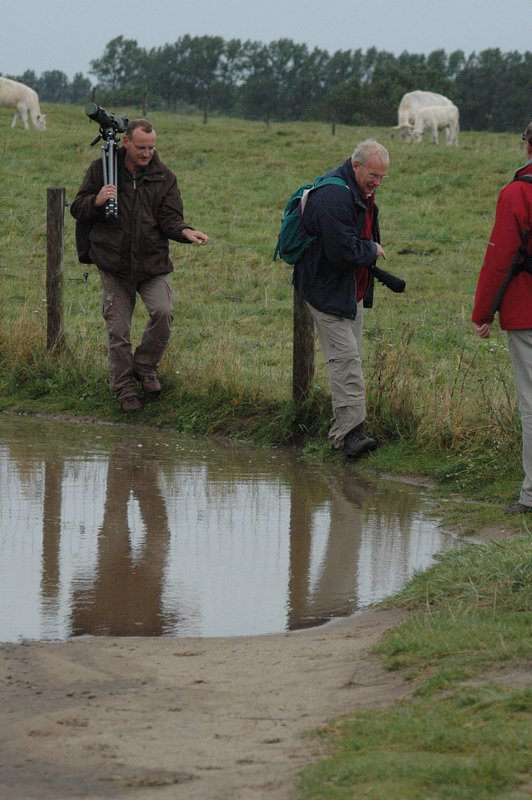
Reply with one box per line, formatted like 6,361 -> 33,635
351,139 -> 389,166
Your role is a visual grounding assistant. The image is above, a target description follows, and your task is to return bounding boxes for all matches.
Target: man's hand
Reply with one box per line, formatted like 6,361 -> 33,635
376,243 -> 387,260
95,183 -> 117,208
473,322 -> 492,338
183,228 -> 209,245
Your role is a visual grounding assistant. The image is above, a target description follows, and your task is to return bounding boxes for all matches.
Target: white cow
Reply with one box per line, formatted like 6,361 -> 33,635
412,104 -> 460,146
394,90 -> 453,141
0,76 -> 46,130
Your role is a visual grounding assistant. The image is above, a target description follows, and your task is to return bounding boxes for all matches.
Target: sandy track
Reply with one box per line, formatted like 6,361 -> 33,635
0,608 -> 414,800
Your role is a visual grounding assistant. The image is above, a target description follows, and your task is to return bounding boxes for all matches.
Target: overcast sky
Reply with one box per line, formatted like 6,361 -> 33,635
2,0 -> 530,80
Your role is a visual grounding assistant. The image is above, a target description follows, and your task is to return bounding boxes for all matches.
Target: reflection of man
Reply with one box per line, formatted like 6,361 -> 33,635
287,471 -> 371,628
293,140 -> 390,458
71,119 -> 209,413
472,123 -> 532,515
71,442 -> 176,636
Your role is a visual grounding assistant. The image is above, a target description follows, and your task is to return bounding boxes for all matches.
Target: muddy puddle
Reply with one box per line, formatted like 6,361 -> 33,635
0,412 -> 457,642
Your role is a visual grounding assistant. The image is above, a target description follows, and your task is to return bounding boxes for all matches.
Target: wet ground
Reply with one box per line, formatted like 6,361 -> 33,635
0,412 -> 457,643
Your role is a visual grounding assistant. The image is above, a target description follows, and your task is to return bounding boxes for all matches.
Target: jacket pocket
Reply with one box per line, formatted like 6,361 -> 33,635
138,224 -> 168,258
89,222 -> 125,270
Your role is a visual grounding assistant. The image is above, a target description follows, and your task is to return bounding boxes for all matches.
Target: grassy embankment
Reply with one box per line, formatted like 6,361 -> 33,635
0,105 -> 530,799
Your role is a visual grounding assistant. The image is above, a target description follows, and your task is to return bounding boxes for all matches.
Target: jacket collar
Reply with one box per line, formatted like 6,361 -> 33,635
514,160 -> 532,179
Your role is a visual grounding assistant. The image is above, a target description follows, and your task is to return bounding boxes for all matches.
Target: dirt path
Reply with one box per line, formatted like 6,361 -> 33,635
0,608 -> 415,800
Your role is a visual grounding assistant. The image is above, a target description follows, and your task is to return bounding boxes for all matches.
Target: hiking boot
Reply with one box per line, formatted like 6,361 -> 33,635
343,427 -> 378,458
505,502 -> 532,515
135,371 -> 161,398
120,396 -> 143,413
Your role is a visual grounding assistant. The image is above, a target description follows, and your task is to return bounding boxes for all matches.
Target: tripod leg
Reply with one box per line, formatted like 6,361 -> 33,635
111,144 -> 118,217
102,141 -> 108,184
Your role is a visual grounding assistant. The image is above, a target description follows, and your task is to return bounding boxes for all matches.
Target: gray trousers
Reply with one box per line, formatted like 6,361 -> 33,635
100,271 -> 175,401
307,301 -> 365,449
507,329 -> 532,506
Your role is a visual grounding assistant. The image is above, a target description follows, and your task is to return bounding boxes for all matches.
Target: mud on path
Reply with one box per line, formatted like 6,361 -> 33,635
0,608 -> 414,800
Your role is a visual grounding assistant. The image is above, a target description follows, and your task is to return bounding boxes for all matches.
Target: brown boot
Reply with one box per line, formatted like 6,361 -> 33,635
120,396 -> 143,413
135,371 -> 161,398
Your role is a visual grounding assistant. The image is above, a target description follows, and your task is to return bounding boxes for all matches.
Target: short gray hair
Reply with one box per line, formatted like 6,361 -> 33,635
351,139 -> 389,166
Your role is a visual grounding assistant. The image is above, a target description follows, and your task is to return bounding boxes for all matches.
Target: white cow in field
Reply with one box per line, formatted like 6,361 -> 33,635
0,76 -> 46,130
412,104 -> 460,146
394,90 -> 453,141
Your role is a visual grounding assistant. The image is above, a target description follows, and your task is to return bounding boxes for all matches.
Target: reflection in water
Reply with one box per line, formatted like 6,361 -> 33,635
71,441 -> 176,636
0,413 -> 456,642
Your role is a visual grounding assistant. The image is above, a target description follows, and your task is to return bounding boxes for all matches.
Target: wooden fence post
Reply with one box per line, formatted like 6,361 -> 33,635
46,187 -> 66,352
292,290 -> 315,404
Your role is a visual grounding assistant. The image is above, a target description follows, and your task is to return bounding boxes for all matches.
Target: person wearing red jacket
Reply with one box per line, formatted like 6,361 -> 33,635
472,122 -> 532,513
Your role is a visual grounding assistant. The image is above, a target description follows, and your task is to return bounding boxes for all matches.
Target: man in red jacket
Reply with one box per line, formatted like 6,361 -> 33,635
472,122 -> 532,513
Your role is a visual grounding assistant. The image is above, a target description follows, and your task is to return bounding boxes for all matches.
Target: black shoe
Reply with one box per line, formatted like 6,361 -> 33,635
343,427 -> 378,458
505,502 -> 532,515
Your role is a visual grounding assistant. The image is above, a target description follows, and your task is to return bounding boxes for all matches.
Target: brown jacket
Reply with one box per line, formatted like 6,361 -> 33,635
70,149 -> 193,278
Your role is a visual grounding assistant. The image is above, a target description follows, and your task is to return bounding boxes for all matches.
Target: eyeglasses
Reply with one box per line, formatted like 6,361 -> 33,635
363,165 -> 388,181
129,142 -> 156,153
522,134 -> 532,143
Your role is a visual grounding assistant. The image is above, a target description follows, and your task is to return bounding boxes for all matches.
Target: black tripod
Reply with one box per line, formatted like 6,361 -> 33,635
85,103 -> 129,219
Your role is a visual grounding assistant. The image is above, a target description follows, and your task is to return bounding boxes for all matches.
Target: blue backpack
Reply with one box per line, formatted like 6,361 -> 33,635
273,175 -> 349,265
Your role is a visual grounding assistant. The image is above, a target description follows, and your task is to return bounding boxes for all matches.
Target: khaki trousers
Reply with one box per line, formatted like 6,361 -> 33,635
100,272 -> 175,401
307,301 -> 366,448
506,329 -> 532,506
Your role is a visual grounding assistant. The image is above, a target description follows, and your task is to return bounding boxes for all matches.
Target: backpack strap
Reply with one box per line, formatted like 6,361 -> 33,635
300,176 -> 349,213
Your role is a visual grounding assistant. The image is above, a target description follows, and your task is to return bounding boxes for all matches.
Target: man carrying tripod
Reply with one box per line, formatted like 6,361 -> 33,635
71,117 -> 209,413
293,139 -> 394,458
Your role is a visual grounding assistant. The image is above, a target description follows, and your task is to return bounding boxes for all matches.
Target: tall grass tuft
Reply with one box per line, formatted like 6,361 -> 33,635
374,536 -> 531,688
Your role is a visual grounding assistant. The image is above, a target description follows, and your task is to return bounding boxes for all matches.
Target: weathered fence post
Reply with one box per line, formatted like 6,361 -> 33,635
292,290 -> 315,404
46,187 -> 66,352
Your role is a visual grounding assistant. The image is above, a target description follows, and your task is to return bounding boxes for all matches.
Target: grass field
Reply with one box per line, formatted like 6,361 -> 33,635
0,103 -> 528,507
0,103 -> 530,799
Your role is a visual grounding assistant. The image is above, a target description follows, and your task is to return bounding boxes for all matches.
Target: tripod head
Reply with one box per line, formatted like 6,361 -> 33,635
85,103 -> 129,146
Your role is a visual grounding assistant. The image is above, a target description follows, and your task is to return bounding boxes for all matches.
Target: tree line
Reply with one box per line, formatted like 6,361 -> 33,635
5,35 -> 532,131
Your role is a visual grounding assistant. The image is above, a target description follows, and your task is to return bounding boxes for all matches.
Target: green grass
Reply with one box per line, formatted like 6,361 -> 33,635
300,687 -> 531,799
375,537 -> 531,686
